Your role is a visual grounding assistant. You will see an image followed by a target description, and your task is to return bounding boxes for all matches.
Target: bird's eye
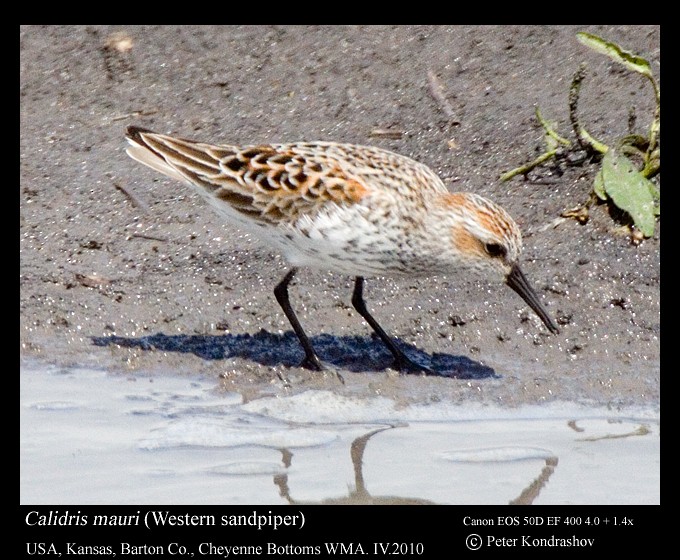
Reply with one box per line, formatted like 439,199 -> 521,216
485,243 -> 506,258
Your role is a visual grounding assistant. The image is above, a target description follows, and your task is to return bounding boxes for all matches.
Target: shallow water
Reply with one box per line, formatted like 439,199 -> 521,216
20,362 -> 659,505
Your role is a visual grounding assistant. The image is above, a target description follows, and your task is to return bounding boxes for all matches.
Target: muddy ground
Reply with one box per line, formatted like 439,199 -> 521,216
20,25 -> 660,407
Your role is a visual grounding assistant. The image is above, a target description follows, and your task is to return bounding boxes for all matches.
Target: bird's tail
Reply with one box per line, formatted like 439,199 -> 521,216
125,126 -> 239,189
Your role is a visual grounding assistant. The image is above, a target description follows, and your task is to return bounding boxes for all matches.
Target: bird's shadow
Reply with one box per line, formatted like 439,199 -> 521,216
91,330 -> 498,379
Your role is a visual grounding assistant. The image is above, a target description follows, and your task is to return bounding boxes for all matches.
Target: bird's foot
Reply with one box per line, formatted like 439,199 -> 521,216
298,354 -> 345,384
391,355 -> 436,375
299,354 -> 324,371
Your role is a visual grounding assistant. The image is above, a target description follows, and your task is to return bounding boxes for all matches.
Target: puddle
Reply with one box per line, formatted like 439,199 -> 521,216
20,362 -> 659,505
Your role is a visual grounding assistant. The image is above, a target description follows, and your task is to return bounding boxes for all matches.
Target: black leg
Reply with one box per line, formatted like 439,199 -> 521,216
274,269 -> 323,371
351,277 -> 433,374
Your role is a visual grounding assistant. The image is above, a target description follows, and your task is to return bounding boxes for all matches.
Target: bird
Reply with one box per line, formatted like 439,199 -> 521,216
125,125 -> 559,374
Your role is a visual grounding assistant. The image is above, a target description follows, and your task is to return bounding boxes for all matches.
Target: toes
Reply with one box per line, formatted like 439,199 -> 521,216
392,356 -> 435,375
300,355 -> 324,371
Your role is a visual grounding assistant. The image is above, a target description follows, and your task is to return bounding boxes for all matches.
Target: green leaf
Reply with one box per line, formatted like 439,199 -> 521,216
600,150 -> 657,237
576,32 -> 653,79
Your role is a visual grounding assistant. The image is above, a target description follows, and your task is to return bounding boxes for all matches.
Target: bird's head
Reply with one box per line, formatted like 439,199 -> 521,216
435,192 -> 559,334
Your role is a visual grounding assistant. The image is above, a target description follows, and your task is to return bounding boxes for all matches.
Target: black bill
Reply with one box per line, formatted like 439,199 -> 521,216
505,264 -> 559,334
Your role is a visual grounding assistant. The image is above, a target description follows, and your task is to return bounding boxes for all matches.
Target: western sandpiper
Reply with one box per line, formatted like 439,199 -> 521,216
125,126 -> 558,373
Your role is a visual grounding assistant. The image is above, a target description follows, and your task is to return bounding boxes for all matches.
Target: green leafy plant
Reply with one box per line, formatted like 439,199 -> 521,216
501,32 -> 660,240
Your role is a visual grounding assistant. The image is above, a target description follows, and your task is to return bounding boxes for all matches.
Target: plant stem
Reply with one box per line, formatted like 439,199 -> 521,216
500,149 -> 558,182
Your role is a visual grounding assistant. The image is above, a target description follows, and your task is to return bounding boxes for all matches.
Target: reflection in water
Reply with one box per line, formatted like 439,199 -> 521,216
272,424 -> 559,505
274,425 -> 435,505
509,456 -> 559,505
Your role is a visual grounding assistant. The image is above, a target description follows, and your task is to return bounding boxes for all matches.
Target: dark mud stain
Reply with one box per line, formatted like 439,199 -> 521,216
92,330 -> 498,380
